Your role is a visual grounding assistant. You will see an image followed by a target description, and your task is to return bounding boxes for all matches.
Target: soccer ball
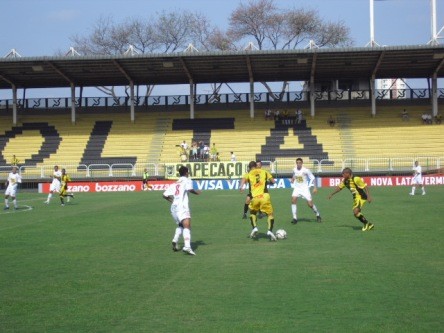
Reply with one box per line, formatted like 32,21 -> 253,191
275,229 -> 287,240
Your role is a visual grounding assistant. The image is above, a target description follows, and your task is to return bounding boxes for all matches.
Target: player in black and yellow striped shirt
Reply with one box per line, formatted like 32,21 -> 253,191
328,168 -> 374,231
59,168 -> 75,206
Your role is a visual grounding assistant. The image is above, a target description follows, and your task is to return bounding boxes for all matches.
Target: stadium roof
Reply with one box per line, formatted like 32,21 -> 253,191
0,45 -> 444,90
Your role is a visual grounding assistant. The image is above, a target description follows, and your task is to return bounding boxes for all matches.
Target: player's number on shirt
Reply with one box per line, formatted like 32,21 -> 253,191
174,184 -> 180,196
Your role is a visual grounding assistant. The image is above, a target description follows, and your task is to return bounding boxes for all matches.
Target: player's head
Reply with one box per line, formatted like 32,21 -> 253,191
414,161 -> 419,166
296,158 -> 303,169
256,160 -> 262,168
249,161 -> 257,171
179,166 -> 189,177
342,167 -> 353,179
11,166 -> 18,173
62,168 -> 66,174
54,165 -> 59,171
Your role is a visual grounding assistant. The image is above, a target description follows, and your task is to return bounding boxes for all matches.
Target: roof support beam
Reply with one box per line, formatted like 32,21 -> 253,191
370,75 -> 376,117
372,51 -> 385,77
70,83 -> 76,124
246,55 -> 255,118
46,61 -> 74,85
180,58 -> 195,119
0,73 -> 15,86
113,60 -> 135,122
246,55 -> 254,82
179,58 -> 193,82
12,85 -> 17,125
112,60 -> 133,82
433,58 -> 444,76
310,54 -> 317,117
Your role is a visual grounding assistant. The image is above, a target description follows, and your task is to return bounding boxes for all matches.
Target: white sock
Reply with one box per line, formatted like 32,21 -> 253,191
291,204 -> 297,219
312,204 -> 319,216
13,199 -> 17,208
5,199 -> 8,207
47,193 -> 52,201
183,228 -> 191,249
173,227 -> 183,243
422,187 -> 425,194
411,187 -> 415,194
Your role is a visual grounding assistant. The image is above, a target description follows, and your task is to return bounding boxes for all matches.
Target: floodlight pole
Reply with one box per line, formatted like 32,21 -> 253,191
366,0 -> 380,47
429,0 -> 443,45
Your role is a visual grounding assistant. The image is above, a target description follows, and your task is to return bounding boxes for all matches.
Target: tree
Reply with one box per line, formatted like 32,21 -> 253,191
227,1 -> 354,99
228,0 -> 277,50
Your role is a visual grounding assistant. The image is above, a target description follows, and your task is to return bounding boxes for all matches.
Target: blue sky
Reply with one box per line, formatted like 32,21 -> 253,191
0,0 -> 443,98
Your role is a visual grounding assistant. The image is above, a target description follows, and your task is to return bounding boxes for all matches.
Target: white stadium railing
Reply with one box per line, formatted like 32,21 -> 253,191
1,156 -> 442,180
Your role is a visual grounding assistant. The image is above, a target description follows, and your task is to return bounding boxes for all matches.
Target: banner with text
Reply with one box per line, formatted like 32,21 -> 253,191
38,180 -> 175,193
164,161 -> 250,179
322,174 -> 444,187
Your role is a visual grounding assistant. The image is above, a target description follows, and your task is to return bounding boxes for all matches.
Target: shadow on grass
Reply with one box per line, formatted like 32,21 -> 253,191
335,224 -> 362,231
191,240 -> 206,250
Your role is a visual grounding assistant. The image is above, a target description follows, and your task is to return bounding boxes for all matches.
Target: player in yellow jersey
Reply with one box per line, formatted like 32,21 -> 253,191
59,168 -> 75,206
328,168 -> 374,231
240,161 -> 277,241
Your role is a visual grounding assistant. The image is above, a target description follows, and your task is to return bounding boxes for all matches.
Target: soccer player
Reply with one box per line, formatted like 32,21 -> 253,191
240,161 -> 277,241
162,166 -> 201,255
410,161 -> 425,195
4,166 -> 22,210
59,168 -> 74,206
328,168 -> 374,231
44,165 -> 62,204
290,158 -> 321,224
142,168 -> 153,191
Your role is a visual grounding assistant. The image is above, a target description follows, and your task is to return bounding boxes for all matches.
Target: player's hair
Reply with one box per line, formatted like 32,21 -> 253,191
179,166 -> 189,176
249,161 -> 257,170
296,158 -> 303,163
342,167 -> 352,174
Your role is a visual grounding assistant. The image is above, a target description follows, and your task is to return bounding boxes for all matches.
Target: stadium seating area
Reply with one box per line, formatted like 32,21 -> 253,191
0,105 -> 442,177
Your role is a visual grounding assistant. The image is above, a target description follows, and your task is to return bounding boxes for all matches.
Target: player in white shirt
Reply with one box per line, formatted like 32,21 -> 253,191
410,161 -> 425,195
290,158 -> 321,224
44,165 -> 62,204
163,166 -> 201,255
4,166 -> 22,210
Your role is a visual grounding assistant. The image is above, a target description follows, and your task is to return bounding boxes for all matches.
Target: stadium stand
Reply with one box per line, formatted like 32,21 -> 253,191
0,105 -> 442,178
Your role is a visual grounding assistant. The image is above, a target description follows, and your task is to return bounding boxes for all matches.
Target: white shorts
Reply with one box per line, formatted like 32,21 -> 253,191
412,176 -> 423,185
170,204 -> 191,224
5,184 -> 18,197
50,180 -> 61,193
291,187 -> 312,201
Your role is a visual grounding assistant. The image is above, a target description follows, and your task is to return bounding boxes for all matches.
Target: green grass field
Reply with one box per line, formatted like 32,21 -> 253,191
1,186 -> 443,332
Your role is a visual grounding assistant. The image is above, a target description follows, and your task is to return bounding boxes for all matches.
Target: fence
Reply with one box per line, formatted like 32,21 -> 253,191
0,157 -> 442,181
1,88 -> 443,111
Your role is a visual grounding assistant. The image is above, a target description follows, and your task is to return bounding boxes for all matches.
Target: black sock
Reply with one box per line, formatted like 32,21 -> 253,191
356,213 -> 368,224
243,204 -> 249,214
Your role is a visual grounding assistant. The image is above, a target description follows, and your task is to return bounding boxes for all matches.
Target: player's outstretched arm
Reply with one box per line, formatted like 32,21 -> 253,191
163,194 -> 173,203
328,187 -> 341,199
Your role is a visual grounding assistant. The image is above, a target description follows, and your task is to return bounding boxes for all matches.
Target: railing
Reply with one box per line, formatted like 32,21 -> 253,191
0,157 -> 442,181
1,88 -> 443,111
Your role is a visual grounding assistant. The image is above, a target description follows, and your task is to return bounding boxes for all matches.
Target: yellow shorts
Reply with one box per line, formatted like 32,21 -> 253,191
352,196 -> 366,210
249,193 -> 274,216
